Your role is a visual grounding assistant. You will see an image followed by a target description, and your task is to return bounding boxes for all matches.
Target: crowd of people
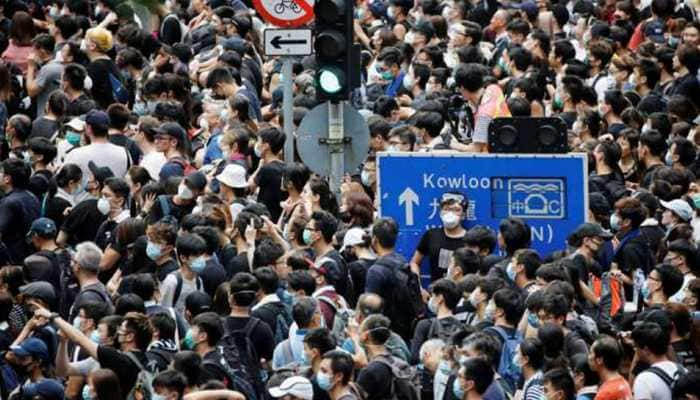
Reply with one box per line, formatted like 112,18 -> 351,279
0,0 -> 699,399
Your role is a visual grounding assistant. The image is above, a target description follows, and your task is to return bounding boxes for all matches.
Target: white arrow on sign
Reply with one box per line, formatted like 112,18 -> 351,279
399,187 -> 419,226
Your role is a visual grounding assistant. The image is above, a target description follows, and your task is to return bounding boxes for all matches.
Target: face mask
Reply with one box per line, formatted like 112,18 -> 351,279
199,117 -> 209,132
404,31 -> 417,45
452,378 -> 465,399
387,6 -> 396,19
692,195 -> 700,209
527,313 -> 540,328
49,5 -> 61,19
428,296 -> 439,314
178,184 -> 194,200
361,170 -> 372,186
669,36 -> 680,48
254,143 -> 263,158
506,262 -> 516,281
484,301 -> 496,320
303,229 -> 314,246
151,394 -> 167,400
440,211 -> 460,229
146,241 -> 162,261
403,74 -> 415,90
66,131 -> 82,146
146,101 -> 159,113
133,101 -> 147,116
73,316 -> 82,331
380,70 -> 394,81
301,351 -> 311,366
221,108 -> 230,122
438,359 -> 452,374
316,372 -> 333,391
82,385 -> 92,400
665,152 -> 674,166
95,5 -> 103,17
80,39 -> 88,52
641,281 -> 651,300
610,213 -> 621,232
90,330 -> 100,343
190,256 -> 206,273
468,291 -> 482,307
97,197 -> 111,215
387,145 -> 399,152
183,329 -> 195,349
512,352 -> 523,374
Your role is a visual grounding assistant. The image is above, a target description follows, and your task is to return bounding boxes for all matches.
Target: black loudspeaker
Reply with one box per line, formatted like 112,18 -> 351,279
488,117 -> 568,153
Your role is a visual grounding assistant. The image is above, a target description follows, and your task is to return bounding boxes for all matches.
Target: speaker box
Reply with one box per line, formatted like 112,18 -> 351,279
488,117 -> 568,153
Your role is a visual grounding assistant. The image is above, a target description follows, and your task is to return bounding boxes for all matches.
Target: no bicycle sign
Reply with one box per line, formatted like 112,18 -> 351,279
253,0 -> 315,27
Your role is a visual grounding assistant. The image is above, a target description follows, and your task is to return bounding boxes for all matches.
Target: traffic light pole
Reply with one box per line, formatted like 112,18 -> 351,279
282,57 -> 294,163
328,101 -> 344,195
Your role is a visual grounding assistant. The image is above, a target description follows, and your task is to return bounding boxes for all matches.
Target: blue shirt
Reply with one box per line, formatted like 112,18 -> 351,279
203,132 -> 223,165
385,72 -> 405,97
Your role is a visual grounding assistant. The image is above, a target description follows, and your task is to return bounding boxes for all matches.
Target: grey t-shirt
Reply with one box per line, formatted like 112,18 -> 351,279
633,361 -> 681,400
35,61 -> 63,118
30,117 -> 60,140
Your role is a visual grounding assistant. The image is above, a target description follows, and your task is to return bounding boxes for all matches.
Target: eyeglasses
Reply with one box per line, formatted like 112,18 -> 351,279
648,275 -> 661,282
117,329 -> 133,336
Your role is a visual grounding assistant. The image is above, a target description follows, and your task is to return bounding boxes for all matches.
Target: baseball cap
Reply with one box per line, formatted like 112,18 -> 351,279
29,218 -> 57,238
154,122 -> 186,145
510,2 -> 538,19
185,291 -> 212,315
86,27 -> 113,52
571,222 -> 613,241
21,379 -> 65,400
184,171 -> 208,192
65,117 -> 85,132
217,164 -> 247,189
342,227 -> 367,252
85,110 -> 109,128
269,376 -> 313,400
660,199 -> 693,222
10,338 -> 49,362
88,161 -> 115,187
20,281 -> 56,305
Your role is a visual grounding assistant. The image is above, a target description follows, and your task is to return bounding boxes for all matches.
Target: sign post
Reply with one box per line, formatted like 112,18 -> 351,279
327,102 -> 344,194
281,59 -> 294,163
378,153 -> 588,285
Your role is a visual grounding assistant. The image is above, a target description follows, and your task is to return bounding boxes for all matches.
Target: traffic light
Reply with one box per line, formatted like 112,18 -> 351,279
313,0 -> 355,102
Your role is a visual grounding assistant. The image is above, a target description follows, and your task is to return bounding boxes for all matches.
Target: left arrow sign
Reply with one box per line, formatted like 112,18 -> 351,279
271,35 -> 308,49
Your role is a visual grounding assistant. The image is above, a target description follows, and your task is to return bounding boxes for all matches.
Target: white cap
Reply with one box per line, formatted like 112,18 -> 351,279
65,118 -> 85,131
342,227 -> 367,252
268,376 -> 313,400
216,163 -> 247,189
660,199 -> 694,222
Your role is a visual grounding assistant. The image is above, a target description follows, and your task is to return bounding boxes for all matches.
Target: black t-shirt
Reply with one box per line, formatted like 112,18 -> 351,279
641,163 -> 664,189
416,228 -> 468,282
87,58 -> 120,109
67,94 -> 97,117
222,315 -> 275,361
61,199 -> 107,246
225,251 -> 250,279
30,117 -> 60,140
254,160 -> 287,221
200,257 -> 227,297
357,357 -> 393,400
46,195 -> 71,230
28,170 -> 54,200
348,258 -> 374,300
97,346 -> 149,396
95,218 -> 118,251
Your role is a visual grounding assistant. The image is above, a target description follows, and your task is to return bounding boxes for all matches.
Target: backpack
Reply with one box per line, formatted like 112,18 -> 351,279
221,317 -> 267,399
386,262 -> 423,341
125,352 -> 155,400
170,156 -> 197,176
202,358 -> 258,400
108,71 -> 129,104
172,271 -> 203,307
646,363 -> 688,393
427,317 -> 464,343
485,326 -> 523,391
257,302 -> 292,345
374,354 -> 421,400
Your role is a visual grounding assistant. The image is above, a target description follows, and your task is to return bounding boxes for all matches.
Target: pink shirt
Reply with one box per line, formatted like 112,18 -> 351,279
2,41 -> 33,74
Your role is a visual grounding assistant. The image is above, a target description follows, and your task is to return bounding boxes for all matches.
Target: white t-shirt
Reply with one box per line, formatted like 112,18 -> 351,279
140,151 -> 167,181
670,273 -> 696,303
64,142 -> 130,188
159,271 -> 201,315
633,361 -> 681,400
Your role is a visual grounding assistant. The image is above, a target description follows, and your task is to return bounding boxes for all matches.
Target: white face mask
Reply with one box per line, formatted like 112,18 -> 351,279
440,211 -> 460,229
178,183 -> 194,200
403,74 -> 415,90
404,31 -> 416,45
80,39 -> 88,52
97,197 -> 111,215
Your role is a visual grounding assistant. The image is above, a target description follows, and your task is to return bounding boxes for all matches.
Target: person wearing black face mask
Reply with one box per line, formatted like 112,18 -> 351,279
6,338 -> 50,388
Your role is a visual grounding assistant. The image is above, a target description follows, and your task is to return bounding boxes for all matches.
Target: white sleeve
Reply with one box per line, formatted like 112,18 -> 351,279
159,274 -> 177,308
633,372 -> 653,400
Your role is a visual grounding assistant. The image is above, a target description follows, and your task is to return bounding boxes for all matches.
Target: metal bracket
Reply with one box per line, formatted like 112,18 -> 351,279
318,137 -> 353,145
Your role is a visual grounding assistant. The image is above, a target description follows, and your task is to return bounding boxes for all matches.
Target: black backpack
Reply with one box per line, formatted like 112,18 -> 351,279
386,262 -> 423,341
221,317 -> 268,399
201,358 -> 258,400
256,302 -> 292,345
427,317 -> 464,343
374,354 -> 421,400
58,249 -> 79,319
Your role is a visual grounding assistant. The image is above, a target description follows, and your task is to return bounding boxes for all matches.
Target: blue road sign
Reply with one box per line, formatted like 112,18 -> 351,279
377,153 -> 588,284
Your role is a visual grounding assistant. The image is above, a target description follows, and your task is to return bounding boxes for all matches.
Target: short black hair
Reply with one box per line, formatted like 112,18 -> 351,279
28,137 -> 57,165
454,63 -> 486,93
150,312 -> 175,341
32,33 -> 54,52
191,226 -> 220,255
192,311 -> 224,346
229,272 -> 259,306
543,368 -> 576,400
591,335 -> 623,370
493,288 -> 525,325
104,177 -> 130,203
206,67 -> 235,89
464,226 -> 497,254
553,40 -> 576,64
311,210 -> 338,243
452,248 -> 481,275
604,90 -> 630,116
288,270 -> 316,296
654,263 -> 685,298
322,350 -> 354,385
292,297 -> 317,328
671,138 -> 697,167
253,266 -> 279,295
54,15 -> 79,39
1,158 -> 31,189
153,370 -> 187,397
431,279 -> 460,311
414,111 -> 444,138
499,218 -> 531,255
640,129 -> 668,157
542,292 -> 570,319
175,232 -> 207,259
372,217 -> 399,249
373,97 -> 399,118
63,63 -> 87,91
258,126 -> 286,154
462,357 -> 495,395
253,238 -> 285,269
677,43 -> 700,74
303,327 -> 336,354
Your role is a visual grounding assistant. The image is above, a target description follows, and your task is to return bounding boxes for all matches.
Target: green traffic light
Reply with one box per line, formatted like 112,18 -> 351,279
317,67 -> 344,94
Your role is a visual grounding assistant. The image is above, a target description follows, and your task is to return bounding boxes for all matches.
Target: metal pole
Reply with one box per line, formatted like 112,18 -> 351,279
282,57 -> 294,163
328,101 -> 344,195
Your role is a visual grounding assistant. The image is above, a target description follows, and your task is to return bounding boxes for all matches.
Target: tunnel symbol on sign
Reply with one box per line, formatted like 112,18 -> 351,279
508,179 -> 565,219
